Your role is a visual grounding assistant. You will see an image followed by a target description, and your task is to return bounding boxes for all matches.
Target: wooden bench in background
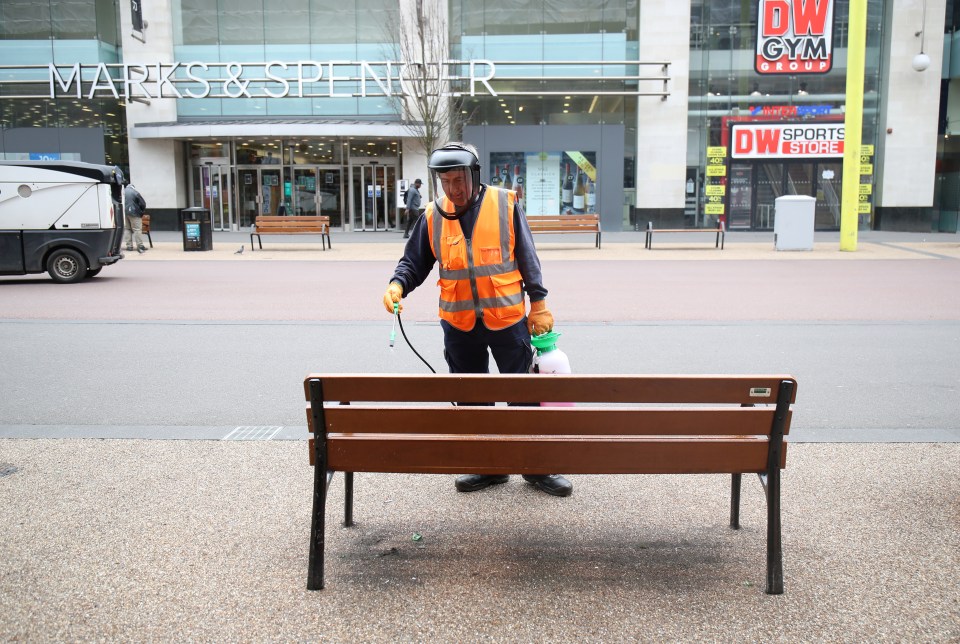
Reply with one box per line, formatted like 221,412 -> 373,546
304,373 -> 797,593
526,214 -> 601,248
140,213 -> 153,248
251,215 -> 331,251
645,220 -> 725,250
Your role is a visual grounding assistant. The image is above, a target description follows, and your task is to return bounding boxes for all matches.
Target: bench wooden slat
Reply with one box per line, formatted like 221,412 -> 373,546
303,373 -> 796,405
324,436 -> 781,475
312,406 -> 791,437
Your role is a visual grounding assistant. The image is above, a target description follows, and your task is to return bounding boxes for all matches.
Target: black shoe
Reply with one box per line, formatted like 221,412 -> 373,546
455,474 -> 509,492
522,474 -> 573,497
137,247 -> 145,254
125,246 -> 134,251
403,235 -> 409,239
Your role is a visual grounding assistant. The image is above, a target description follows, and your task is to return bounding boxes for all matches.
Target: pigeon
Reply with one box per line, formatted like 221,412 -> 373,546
235,246 -> 244,255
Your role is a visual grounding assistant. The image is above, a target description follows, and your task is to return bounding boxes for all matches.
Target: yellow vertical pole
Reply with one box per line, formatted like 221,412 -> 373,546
840,0 -> 868,251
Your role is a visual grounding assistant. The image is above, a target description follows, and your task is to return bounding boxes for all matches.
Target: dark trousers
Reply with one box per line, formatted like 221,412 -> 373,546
403,208 -> 420,237
442,318 -> 534,408
441,318 -> 532,375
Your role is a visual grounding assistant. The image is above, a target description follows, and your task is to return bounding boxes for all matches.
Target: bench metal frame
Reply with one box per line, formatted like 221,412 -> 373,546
304,373 -> 796,594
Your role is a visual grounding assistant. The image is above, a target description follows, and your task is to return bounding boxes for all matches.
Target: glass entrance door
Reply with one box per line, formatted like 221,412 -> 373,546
351,164 -> 396,231
194,165 -> 233,231
293,166 -> 344,228
261,168 -> 282,217
237,168 -> 259,228
236,167 -> 283,228
814,162 -> 842,229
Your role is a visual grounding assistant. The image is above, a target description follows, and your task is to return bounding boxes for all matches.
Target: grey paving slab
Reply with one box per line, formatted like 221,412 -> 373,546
0,440 -> 957,641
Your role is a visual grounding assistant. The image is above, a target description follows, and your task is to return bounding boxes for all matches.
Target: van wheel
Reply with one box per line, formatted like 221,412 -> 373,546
86,267 -> 103,278
46,249 -> 88,283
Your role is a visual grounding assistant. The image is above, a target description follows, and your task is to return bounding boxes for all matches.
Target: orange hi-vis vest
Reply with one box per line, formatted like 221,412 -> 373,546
425,187 -> 526,332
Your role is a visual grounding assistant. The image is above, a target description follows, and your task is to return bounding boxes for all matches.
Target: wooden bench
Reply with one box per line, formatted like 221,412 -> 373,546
250,215 -> 331,251
526,214 -> 601,248
304,373 -> 797,594
645,220 -> 725,250
140,213 -> 153,248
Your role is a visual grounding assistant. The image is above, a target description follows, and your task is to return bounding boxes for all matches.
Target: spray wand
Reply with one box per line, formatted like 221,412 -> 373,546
389,302 -> 399,347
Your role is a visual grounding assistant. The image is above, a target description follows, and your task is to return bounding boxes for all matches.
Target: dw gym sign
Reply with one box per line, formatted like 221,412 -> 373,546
755,0 -> 835,75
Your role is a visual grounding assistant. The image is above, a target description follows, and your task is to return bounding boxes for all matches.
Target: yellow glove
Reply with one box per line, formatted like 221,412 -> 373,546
383,282 -> 403,314
527,299 -> 554,335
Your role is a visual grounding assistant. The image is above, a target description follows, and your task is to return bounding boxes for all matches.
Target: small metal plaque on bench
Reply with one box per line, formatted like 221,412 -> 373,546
749,387 -> 772,397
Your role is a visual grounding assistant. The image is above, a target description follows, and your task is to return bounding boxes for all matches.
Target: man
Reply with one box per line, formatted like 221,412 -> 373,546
402,178 -> 422,239
123,183 -> 147,254
382,142 -> 573,497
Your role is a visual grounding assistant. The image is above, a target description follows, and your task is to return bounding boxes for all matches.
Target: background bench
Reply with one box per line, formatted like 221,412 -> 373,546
251,215 -> 331,251
140,213 -> 153,248
645,220 -> 725,250
304,373 -> 797,593
526,214 -> 601,248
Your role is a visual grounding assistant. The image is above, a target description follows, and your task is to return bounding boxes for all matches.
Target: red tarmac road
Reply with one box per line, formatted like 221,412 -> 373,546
1,258 -> 957,323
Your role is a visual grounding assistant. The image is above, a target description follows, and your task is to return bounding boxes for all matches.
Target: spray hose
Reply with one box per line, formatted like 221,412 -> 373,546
393,308 -> 437,374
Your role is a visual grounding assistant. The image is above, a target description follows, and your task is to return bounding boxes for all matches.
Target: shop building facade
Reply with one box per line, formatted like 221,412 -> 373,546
0,0 -> 953,233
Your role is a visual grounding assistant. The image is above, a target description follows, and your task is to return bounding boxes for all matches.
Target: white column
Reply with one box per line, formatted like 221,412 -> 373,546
119,0 -> 185,210
877,0 -> 946,208
636,0 -> 691,211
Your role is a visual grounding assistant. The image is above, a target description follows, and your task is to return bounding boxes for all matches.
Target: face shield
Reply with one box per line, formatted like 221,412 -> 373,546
427,144 -> 481,219
428,167 -> 478,219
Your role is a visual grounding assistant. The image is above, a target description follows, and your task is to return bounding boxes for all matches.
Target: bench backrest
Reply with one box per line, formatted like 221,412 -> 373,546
305,374 -> 796,476
255,215 -> 329,231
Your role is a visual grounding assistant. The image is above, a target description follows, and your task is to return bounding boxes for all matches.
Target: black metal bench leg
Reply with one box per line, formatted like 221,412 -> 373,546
344,472 -> 354,527
307,462 -> 328,590
307,379 -> 329,590
763,379 -> 792,595
766,466 -> 784,594
730,473 -> 742,529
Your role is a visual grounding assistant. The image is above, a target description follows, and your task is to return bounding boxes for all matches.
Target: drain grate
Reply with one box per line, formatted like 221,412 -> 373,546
223,426 -> 283,441
0,463 -> 19,478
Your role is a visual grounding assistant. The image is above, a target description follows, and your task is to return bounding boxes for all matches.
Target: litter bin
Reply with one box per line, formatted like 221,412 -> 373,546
181,207 -> 212,251
773,195 -> 815,251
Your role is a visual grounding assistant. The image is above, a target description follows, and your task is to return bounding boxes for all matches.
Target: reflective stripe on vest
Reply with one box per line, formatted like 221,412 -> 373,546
426,187 -> 525,331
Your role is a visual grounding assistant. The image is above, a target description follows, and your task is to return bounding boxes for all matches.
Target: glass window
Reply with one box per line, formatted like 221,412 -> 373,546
51,0 -> 99,40
310,0 -> 357,45
265,0 -> 311,44
0,1 -> 52,39
176,0 -> 220,45
220,0 -> 265,45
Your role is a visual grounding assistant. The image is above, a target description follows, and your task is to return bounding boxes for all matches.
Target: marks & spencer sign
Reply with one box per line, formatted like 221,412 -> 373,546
755,0 -> 834,75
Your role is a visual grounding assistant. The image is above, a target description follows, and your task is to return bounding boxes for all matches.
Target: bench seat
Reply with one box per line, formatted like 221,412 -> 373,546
526,214 -> 601,248
303,373 -> 797,594
251,215 -> 331,250
645,220 -> 725,249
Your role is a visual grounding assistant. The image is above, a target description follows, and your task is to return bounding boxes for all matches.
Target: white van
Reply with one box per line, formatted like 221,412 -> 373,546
0,161 -> 125,283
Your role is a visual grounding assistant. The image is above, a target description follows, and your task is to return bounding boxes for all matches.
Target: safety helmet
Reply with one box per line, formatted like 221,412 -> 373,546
427,142 -> 481,219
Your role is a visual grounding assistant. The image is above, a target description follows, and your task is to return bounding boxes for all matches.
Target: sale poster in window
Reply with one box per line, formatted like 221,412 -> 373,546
487,151 -> 598,216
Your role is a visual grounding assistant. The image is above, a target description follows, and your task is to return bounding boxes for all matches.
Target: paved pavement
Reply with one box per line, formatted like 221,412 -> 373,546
0,228 -> 958,641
